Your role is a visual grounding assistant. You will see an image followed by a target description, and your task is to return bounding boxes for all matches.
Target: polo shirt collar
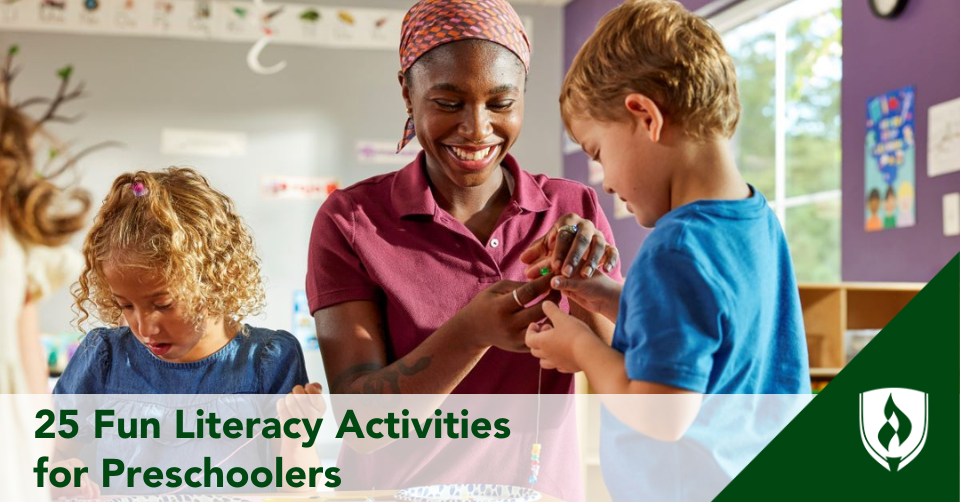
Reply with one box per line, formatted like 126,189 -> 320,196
392,151 -> 553,217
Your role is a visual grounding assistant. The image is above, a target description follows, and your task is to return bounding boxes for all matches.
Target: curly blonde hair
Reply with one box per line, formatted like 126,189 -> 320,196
561,0 -> 741,140
1,101 -> 91,247
73,167 -> 265,331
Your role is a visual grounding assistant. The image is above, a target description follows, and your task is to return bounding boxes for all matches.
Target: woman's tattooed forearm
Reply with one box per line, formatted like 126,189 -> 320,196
333,356 -> 433,394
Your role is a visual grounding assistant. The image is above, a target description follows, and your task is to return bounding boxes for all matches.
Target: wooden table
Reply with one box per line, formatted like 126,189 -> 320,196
100,490 -> 566,501
259,491 -> 564,501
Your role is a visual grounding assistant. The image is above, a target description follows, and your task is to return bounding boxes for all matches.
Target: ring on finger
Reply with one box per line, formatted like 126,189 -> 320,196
558,224 -> 579,235
512,289 -> 524,308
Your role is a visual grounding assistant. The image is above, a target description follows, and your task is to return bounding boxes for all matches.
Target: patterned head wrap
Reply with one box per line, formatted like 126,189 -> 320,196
397,0 -> 531,152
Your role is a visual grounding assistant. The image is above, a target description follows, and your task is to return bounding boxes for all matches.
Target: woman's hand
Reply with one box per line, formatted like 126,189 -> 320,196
520,214 -> 619,280
550,274 -> 623,323
452,274 -> 560,353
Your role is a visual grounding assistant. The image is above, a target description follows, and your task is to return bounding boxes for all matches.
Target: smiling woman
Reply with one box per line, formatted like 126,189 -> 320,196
305,0 -> 621,497
307,0 -> 621,398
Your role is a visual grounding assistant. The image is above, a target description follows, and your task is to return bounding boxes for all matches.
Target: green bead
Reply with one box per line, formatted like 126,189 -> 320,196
540,267 -> 550,276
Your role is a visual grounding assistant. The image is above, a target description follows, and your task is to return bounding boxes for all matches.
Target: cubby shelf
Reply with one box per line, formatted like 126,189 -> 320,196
799,282 -> 924,374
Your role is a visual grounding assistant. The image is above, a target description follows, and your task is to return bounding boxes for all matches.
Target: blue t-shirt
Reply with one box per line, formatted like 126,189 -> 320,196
612,186 -> 808,394
54,325 -> 309,394
602,187 -> 810,501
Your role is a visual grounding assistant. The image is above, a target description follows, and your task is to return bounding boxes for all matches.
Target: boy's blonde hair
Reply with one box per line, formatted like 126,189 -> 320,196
73,167 -> 265,330
561,0 -> 741,140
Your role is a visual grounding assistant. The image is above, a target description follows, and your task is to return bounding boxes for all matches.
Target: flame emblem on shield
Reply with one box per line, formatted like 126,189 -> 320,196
859,388 -> 928,471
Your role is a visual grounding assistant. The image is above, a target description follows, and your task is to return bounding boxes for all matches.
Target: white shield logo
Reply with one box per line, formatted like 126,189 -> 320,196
859,388 -> 928,471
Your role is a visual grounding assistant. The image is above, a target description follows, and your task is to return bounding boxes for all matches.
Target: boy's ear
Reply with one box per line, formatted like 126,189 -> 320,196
399,71 -> 413,113
624,93 -> 664,143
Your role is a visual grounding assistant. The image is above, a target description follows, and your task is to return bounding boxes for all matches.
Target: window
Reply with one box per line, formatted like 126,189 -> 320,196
712,0 -> 842,283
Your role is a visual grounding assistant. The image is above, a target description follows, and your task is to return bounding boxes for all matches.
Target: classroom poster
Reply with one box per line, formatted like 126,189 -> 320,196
260,174 -> 337,200
0,0 -> 532,51
865,86 -> 916,232
927,96 -> 960,178
0,0 -> 406,49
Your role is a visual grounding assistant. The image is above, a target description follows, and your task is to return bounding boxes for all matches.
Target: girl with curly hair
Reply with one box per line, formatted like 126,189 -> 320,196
52,168 -> 326,496
56,167 -> 309,394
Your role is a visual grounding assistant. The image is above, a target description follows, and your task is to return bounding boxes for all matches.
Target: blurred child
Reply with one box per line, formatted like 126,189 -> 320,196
525,1 -> 808,499
0,46 -> 94,500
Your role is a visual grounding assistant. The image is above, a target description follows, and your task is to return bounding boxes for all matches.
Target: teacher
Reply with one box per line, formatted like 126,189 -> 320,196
306,0 -> 621,397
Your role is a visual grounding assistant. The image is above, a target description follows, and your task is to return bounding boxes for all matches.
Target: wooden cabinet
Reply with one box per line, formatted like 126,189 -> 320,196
799,282 -> 924,388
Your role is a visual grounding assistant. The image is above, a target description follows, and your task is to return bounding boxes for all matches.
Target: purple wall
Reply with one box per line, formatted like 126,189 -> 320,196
841,1 -> 960,282
564,0 -> 960,281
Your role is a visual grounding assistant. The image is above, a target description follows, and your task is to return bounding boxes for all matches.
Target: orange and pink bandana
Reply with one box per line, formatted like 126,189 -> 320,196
397,0 -> 531,152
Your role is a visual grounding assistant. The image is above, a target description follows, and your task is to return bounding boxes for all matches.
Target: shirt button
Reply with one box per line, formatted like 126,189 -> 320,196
490,238 -> 500,248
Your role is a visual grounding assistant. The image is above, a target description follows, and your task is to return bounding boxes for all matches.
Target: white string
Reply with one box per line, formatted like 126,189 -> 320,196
535,366 -> 542,444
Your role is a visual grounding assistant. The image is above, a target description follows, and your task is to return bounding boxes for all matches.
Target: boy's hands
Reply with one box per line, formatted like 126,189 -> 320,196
550,274 -> 623,322
520,214 -> 619,280
526,301 -> 603,373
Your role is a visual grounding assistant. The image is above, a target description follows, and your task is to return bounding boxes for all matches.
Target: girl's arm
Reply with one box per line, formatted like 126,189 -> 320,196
275,385 -> 325,492
18,300 -> 49,393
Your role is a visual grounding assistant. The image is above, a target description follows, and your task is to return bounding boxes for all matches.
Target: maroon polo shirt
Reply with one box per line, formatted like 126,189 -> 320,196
306,152 -> 621,394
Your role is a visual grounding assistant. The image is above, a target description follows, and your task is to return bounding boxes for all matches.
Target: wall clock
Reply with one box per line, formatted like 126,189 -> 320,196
869,0 -> 909,19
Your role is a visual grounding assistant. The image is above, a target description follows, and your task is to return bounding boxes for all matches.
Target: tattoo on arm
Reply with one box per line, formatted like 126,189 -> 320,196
333,356 -> 433,394
331,363 -> 383,394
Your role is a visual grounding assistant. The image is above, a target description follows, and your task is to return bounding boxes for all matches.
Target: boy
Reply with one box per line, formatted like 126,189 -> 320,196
526,0 -> 810,499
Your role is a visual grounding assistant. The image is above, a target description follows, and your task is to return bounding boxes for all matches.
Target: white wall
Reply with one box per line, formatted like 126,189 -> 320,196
1,0 -> 563,384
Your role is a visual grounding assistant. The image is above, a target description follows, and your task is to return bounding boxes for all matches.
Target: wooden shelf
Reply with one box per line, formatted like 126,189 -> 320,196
799,282 -> 924,380
810,367 -> 841,379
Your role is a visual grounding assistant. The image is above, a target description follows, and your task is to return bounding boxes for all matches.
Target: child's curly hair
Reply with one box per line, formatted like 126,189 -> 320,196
1,106 -> 91,246
73,167 -> 265,331
1,50 -> 92,247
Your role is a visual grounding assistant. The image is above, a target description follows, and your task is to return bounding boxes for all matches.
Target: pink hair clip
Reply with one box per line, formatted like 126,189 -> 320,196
131,182 -> 148,197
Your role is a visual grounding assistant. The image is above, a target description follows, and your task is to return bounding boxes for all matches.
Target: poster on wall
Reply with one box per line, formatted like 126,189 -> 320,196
260,175 -> 337,200
0,0 -> 405,49
291,290 -> 319,351
356,140 -> 421,165
864,85 -> 916,232
928,96 -> 960,178
0,1 -> 531,51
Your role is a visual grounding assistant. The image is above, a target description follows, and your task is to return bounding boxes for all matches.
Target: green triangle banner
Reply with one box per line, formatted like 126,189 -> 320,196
715,254 -> 959,500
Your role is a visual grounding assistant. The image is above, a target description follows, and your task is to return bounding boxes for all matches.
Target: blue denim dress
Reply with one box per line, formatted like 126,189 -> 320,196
53,326 -> 310,494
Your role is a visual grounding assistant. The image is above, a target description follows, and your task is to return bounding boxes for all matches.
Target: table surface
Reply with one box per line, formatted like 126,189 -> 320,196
98,489 -> 565,501
261,491 -> 564,501
265,491 -> 563,501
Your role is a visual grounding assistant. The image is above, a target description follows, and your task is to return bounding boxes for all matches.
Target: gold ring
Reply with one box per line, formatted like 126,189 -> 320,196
512,289 -> 524,308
